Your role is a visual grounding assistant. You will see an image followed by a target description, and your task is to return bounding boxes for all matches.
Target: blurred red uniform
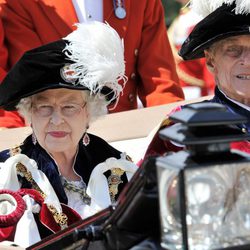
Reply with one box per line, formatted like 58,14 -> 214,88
0,0 -> 184,128
0,18 -> 24,128
168,7 -> 215,99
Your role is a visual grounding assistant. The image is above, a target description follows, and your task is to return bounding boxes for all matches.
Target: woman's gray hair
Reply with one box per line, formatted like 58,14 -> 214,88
16,90 -> 109,125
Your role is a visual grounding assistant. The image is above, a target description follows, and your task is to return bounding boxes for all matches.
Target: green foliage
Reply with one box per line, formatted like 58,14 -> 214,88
161,0 -> 182,27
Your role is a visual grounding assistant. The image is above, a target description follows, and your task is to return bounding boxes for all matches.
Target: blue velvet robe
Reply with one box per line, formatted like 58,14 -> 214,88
211,87 -> 250,133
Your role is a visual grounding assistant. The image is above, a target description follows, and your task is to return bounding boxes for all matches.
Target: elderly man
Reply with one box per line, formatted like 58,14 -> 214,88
144,0 -> 250,158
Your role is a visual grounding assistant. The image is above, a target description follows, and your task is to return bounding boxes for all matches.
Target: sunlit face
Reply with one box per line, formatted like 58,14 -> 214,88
31,89 -> 89,155
205,35 -> 250,106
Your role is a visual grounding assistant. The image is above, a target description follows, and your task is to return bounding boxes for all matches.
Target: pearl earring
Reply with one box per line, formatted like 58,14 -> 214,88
32,133 -> 37,145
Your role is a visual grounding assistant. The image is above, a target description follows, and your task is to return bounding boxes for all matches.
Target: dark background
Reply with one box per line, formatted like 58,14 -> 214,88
161,0 -> 182,27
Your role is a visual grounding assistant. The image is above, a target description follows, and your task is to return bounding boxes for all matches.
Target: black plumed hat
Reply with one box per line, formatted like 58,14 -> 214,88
179,1 -> 250,60
0,22 -> 126,111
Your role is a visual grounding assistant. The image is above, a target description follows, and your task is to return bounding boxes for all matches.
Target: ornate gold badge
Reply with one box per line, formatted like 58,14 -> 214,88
60,64 -> 77,83
108,168 -> 125,204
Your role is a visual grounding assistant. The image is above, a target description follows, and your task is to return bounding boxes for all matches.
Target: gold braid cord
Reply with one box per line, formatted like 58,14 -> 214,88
108,168 -> 125,204
16,162 -> 68,229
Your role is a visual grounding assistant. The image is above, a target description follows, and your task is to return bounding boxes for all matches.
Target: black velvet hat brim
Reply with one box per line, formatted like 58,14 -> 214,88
0,40 -> 115,111
1,83 -> 90,111
179,3 -> 250,60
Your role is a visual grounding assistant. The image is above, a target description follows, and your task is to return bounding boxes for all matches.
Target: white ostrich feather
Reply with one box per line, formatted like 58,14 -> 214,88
190,0 -> 250,17
63,21 -> 127,106
235,0 -> 250,14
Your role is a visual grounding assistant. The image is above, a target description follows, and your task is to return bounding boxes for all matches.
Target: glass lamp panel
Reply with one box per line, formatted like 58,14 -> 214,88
157,163 -> 182,250
185,162 -> 250,250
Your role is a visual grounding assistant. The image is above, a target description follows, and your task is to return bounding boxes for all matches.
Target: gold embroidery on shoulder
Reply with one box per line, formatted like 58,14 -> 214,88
9,144 -> 22,156
160,118 -> 172,128
108,168 -> 125,204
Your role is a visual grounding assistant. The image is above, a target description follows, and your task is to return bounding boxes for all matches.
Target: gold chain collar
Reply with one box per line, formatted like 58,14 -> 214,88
62,177 -> 91,205
16,162 -> 68,230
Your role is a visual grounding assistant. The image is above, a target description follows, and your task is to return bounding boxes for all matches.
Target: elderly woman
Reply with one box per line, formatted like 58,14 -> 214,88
0,22 -> 137,246
144,0 -> 250,158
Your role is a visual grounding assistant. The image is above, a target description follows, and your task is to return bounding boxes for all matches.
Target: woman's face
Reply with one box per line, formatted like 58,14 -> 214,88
205,35 -> 250,106
31,88 -> 89,154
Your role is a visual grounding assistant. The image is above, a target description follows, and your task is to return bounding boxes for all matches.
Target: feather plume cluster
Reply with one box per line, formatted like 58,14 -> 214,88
63,21 -> 127,106
190,0 -> 250,17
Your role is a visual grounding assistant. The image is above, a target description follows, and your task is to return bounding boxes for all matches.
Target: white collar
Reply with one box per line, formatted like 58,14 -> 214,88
218,87 -> 250,112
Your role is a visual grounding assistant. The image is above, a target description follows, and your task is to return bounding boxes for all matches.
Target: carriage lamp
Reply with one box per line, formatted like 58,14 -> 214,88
156,103 -> 250,250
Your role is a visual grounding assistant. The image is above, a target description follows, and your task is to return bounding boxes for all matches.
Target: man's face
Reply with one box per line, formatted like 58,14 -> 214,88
205,35 -> 250,106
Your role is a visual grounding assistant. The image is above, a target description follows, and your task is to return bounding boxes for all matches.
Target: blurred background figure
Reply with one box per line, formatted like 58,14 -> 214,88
167,0 -> 215,100
0,0 -> 184,128
0,18 -> 7,82
0,17 -> 23,128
